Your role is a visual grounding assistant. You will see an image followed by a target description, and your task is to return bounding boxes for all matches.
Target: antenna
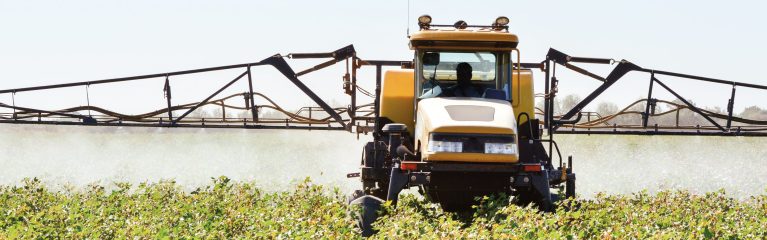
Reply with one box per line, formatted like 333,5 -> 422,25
406,0 -> 411,37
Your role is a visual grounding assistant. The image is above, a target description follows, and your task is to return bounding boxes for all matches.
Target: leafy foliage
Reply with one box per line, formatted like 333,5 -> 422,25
1,178 -> 765,239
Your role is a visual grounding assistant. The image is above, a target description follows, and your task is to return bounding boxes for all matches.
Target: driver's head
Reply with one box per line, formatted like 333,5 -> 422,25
456,62 -> 472,87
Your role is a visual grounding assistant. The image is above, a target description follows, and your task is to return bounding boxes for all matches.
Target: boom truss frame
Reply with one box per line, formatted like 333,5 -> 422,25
0,45 -> 407,132
1,46 -> 766,138
533,48 -> 767,137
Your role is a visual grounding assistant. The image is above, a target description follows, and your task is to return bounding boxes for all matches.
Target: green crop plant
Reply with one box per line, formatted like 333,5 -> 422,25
0,177 -> 765,239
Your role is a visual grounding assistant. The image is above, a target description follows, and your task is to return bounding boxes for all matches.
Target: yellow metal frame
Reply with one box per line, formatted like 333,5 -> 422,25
409,30 -> 519,44
512,48 -> 521,107
414,46 -> 517,52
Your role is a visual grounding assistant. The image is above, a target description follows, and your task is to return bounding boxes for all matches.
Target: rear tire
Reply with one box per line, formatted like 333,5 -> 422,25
349,195 -> 383,237
512,188 -> 555,212
565,177 -> 576,199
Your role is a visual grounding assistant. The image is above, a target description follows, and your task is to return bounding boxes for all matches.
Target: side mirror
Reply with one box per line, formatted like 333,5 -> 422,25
422,52 -> 440,66
382,123 -> 408,134
418,85 -> 442,99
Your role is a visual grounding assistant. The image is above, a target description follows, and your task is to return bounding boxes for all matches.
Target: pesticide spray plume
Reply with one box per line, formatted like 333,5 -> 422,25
1,125 -> 766,199
0,125 -> 365,193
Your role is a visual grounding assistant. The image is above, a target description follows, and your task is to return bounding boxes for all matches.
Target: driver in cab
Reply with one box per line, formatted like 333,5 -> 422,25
447,62 -> 480,97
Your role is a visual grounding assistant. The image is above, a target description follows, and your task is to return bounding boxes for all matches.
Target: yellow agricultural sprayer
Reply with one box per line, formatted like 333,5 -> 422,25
2,16 -> 766,235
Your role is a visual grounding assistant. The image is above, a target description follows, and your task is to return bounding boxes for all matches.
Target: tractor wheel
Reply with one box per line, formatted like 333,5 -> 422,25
512,189 -> 554,212
512,190 -> 536,207
349,194 -> 383,237
550,193 -> 561,203
565,176 -> 576,199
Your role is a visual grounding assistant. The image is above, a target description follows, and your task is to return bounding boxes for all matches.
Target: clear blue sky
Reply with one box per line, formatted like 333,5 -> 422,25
1,0 -> 765,114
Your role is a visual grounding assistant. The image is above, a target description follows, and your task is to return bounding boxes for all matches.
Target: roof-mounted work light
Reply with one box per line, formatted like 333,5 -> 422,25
453,20 -> 468,29
418,15 -> 432,29
493,16 -> 510,30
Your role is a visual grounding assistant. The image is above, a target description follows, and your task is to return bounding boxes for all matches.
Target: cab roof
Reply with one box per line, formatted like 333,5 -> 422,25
409,29 -> 519,50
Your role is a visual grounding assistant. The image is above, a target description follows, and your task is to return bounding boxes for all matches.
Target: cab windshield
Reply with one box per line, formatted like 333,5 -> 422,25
418,51 -> 506,99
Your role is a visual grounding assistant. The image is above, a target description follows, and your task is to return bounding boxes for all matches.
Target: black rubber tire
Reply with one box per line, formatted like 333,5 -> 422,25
550,193 -> 561,204
512,189 -> 555,212
565,177 -> 576,199
349,195 -> 384,237
512,190 -> 536,207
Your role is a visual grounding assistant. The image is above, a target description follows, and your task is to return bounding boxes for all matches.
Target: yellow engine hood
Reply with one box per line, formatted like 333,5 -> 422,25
415,97 -> 519,163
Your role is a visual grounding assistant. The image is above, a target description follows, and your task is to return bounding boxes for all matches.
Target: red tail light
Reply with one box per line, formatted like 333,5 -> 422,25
400,162 -> 419,171
522,164 -> 542,172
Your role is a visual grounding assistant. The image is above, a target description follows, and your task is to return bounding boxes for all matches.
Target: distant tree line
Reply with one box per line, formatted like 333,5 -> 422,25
177,95 -> 767,127
178,99 -> 345,121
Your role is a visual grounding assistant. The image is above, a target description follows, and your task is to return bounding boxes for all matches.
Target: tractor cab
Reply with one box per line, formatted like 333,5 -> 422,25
376,16 -> 534,141
411,16 -> 519,103
403,16 -> 535,164
417,51 -> 505,99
